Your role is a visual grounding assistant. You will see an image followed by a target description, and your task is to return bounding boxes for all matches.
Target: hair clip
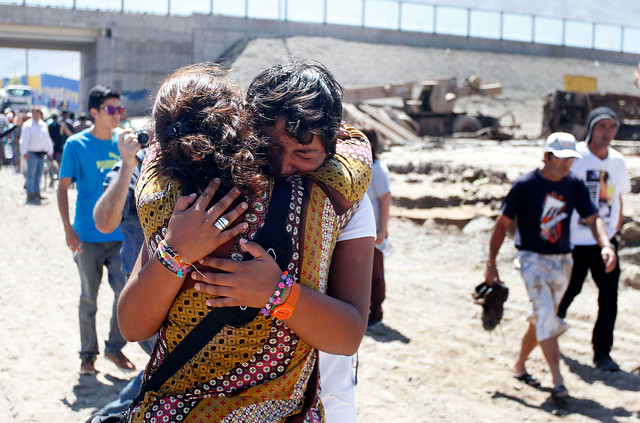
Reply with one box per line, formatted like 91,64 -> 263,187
166,118 -> 192,139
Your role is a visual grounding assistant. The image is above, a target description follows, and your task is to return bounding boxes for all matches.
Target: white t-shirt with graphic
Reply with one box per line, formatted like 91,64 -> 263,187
570,141 -> 631,245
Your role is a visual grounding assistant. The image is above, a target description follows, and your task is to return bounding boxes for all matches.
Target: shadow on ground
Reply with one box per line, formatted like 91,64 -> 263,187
492,391 -> 634,422
563,356 -> 640,392
365,323 -> 410,344
60,373 -> 130,412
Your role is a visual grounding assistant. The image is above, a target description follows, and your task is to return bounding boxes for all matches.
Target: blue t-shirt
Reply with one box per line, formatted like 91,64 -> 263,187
103,149 -> 146,274
502,169 -> 597,254
59,129 -> 124,243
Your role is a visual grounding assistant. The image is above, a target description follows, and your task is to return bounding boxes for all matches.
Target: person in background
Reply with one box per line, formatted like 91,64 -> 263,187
361,128 -> 391,328
558,107 -> 631,372
57,85 -> 135,376
10,113 -> 25,171
48,113 -> 71,166
93,129 -> 156,413
0,110 -> 8,167
60,109 -> 75,146
73,112 -> 92,133
19,107 -> 53,205
484,132 -> 615,401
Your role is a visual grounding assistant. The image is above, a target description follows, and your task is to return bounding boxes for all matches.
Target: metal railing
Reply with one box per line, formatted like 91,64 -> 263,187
4,0 -> 640,55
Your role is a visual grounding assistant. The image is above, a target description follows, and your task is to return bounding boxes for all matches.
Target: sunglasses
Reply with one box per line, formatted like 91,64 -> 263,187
101,105 -> 125,115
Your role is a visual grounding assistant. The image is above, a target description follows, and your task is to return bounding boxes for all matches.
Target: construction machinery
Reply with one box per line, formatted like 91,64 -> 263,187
342,76 -> 507,142
542,89 -> 640,140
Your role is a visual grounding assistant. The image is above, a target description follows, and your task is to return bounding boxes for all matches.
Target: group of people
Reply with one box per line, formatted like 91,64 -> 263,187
49,55 -> 628,419
0,104 -> 95,205
52,59 -> 392,423
485,107 -> 630,401
0,108 -> 25,169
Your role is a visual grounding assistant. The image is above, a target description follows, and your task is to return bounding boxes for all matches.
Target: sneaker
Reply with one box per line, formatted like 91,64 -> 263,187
80,358 -> 97,375
105,351 -> 136,371
26,193 -> 40,205
594,354 -> 620,371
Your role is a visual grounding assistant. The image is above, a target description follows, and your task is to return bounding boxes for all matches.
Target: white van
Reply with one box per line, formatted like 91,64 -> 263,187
5,84 -> 33,111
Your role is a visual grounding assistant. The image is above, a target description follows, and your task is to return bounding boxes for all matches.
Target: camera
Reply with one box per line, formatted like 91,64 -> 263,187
136,130 -> 150,148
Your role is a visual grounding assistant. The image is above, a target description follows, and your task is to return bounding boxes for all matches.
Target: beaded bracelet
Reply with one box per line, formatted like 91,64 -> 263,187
156,239 -> 193,278
260,271 -> 294,316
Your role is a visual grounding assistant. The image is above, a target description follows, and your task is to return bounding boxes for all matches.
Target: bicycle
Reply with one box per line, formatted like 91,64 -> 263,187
42,156 -> 60,191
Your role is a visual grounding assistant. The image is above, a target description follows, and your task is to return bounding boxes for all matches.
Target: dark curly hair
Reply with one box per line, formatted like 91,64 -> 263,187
246,58 -> 342,156
151,62 -> 268,196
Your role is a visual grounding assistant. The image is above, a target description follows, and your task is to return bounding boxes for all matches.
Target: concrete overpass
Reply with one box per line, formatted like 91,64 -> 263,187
1,4 -> 638,115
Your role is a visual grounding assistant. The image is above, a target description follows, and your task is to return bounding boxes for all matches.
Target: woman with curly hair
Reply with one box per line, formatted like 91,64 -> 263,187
117,61 -> 374,422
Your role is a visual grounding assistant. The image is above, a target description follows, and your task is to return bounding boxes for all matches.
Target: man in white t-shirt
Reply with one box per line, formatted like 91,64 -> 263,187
558,107 -> 631,372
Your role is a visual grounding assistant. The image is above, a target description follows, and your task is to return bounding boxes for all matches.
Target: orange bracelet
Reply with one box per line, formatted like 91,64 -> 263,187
271,283 -> 301,320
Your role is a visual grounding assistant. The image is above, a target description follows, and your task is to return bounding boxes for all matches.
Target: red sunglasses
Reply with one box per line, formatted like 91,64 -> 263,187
101,105 -> 125,115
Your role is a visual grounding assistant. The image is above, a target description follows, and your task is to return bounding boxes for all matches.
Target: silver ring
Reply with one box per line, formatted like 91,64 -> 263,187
214,216 -> 229,231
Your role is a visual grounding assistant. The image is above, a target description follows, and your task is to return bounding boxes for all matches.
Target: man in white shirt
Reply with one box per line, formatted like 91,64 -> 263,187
19,107 -> 53,205
558,107 -> 630,372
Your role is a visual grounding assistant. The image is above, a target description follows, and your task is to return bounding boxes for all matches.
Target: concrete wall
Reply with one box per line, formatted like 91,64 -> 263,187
1,4 -> 638,115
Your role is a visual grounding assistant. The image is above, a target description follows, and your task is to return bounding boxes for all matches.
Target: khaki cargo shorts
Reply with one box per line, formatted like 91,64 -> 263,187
515,250 -> 572,342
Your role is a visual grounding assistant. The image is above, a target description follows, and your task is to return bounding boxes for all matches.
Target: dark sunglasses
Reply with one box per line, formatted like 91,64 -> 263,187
101,105 -> 125,115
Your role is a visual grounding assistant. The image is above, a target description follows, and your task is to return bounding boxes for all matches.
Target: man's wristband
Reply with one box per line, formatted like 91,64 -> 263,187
602,242 -> 615,250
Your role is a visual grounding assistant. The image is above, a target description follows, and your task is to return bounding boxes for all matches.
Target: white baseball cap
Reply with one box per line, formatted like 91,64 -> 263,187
545,132 -> 581,159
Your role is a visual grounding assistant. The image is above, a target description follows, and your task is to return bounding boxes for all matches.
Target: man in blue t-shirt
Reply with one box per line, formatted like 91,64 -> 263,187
57,85 -> 135,376
93,130 -> 156,413
483,132 -> 616,402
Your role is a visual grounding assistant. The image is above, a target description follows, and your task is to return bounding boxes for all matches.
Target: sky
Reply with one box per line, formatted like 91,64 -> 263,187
1,0 -> 639,82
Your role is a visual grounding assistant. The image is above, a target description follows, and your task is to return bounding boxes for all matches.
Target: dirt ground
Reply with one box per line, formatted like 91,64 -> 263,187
2,137 -> 640,422
1,36 -> 640,422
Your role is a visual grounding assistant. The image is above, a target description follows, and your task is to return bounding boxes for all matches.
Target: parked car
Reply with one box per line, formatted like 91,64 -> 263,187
4,84 -> 33,112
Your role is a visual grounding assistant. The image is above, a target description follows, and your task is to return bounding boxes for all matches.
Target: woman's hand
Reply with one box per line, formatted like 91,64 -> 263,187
164,178 -> 249,264
191,239 -> 283,309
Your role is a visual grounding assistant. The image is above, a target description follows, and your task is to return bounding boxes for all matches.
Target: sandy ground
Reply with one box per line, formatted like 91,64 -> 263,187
1,137 -> 640,422
2,36 -> 640,422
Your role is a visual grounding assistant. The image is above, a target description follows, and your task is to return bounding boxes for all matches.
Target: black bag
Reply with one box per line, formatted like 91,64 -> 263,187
228,178 -> 292,326
85,411 -> 125,423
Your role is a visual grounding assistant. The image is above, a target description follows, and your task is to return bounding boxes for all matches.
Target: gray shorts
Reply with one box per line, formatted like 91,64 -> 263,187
515,250 -> 572,341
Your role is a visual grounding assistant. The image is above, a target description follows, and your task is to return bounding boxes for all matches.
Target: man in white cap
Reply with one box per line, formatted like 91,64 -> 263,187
558,107 -> 631,372
484,132 -> 616,401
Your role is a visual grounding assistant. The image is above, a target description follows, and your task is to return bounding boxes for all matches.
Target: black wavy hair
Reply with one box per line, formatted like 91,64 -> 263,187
246,58 -> 343,156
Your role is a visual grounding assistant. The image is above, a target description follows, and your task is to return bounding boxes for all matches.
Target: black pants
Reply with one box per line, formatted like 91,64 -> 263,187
369,248 -> 386,322
558,238 -> 620,356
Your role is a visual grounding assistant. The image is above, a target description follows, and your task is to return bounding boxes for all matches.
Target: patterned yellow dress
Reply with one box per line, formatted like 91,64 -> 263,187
127,125 -> 371,423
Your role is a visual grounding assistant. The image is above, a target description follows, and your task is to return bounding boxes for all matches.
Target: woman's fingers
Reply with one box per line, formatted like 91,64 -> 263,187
215,219 -> 248,244
172,192 -> 197,214
193,274 -> 241,307
197,256 -> 244,273
207,186 -> 242,221
193,178 -> 221,212
205,296 -> 239,308
238,239 -> 269,259
193,271 -> 235,290
214,201 -> 248,232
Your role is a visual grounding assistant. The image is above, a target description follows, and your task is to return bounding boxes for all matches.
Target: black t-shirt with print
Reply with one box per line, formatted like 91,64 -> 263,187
501,169 -> 597,254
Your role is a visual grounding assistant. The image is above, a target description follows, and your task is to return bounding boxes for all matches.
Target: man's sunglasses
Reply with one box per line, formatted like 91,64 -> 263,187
101,105 -> 125,115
